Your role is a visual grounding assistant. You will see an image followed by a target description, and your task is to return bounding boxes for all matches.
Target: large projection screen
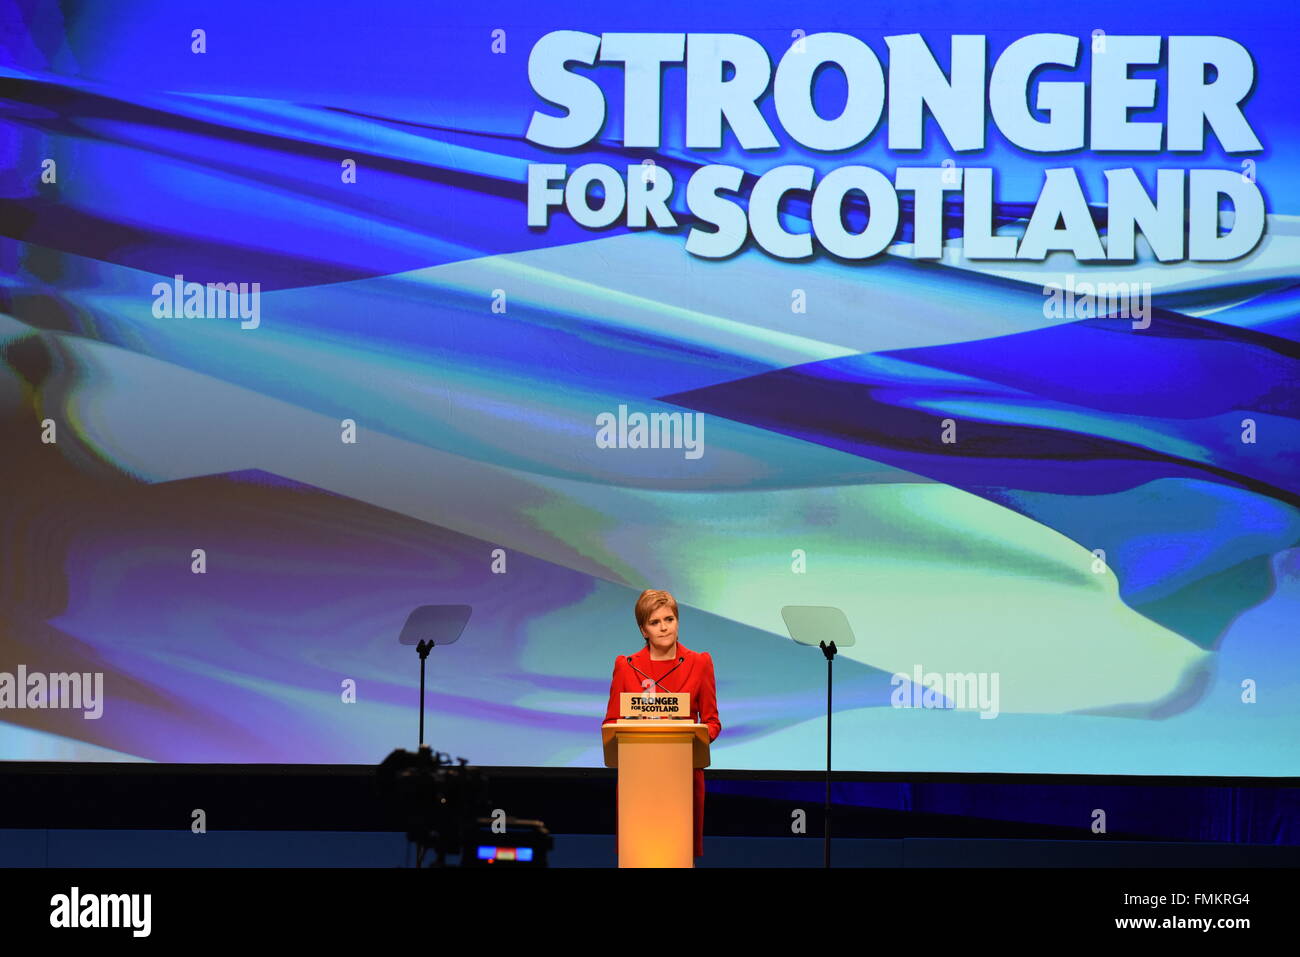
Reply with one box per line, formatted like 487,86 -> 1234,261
1,0 -> 1297,775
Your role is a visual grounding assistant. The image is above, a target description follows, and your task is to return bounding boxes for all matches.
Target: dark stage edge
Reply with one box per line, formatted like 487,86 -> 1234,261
2,763 -> 1297,848
3,830 -> 1299,868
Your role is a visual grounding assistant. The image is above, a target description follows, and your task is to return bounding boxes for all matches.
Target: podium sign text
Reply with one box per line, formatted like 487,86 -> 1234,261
619,692 -> 689,719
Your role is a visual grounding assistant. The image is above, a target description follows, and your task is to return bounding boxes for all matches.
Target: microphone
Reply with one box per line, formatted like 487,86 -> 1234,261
628,655 -> 685,692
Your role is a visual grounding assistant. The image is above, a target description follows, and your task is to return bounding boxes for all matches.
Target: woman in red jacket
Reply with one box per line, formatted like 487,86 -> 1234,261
603,589 -> 721,859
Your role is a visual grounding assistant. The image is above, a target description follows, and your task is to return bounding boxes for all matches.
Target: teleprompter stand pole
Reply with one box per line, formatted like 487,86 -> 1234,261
820,639 -> 837,869
417,639 -> 434,748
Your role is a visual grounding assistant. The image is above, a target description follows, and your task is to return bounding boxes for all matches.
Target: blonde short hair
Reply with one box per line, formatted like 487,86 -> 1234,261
634,589 -> 679,637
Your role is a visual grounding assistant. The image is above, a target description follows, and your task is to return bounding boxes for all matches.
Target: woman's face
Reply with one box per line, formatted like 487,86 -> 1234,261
640,606 -> 679,655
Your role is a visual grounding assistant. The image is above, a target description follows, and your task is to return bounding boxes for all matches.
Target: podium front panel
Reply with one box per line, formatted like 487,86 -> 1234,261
616,729 -> 694,868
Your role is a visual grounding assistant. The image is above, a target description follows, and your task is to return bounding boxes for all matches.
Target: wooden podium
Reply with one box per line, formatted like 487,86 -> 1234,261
602,720 -> 711,868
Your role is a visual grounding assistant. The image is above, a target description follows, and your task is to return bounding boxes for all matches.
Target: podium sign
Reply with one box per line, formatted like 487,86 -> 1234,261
619,692 -> 690,719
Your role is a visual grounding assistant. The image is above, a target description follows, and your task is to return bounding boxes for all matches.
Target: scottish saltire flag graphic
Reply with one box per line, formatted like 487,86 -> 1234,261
1,0 -> 1297,773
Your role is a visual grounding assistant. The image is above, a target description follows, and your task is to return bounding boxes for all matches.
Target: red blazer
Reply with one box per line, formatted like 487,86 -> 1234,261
603,644 -> 721,857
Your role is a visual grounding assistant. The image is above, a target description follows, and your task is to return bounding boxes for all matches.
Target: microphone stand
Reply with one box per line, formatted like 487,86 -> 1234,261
820,639 -> 837,868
